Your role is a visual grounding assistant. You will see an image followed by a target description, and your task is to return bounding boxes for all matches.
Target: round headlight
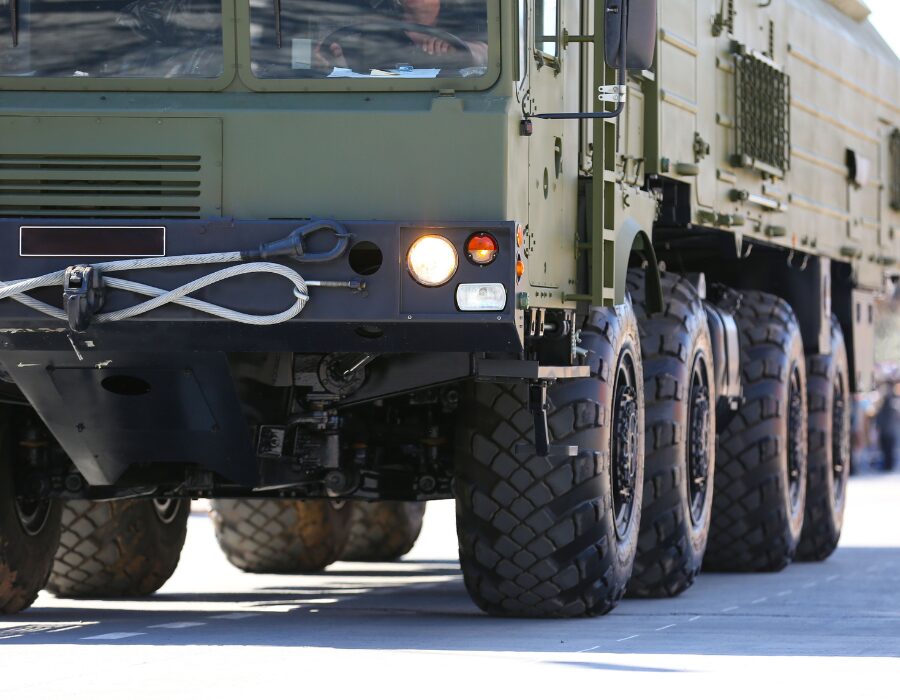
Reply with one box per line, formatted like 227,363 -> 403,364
407,235 -> 458,287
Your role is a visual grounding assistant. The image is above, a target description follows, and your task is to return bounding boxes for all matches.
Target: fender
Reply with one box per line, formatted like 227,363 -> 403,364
614,217 -> 663,314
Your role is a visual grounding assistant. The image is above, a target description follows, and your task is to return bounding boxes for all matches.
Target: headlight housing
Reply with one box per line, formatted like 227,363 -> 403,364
465,232 -> 498,265
456,283 -> 507,311
407,235 -> 458,287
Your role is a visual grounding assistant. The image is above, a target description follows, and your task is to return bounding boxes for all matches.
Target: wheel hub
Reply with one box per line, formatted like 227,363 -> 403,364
787,366 -> 805,512
611,354 -> 639,540
687,357 -> 712,525
15,497 -> 51,536
832,375 -> 849,508
152,498 -> 180,524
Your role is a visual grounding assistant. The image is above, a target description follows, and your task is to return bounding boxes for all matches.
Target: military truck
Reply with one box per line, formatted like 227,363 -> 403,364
0,0 -> 897,617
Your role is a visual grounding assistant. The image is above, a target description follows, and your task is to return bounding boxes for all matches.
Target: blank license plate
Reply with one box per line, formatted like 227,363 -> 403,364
19,226 -> 166,257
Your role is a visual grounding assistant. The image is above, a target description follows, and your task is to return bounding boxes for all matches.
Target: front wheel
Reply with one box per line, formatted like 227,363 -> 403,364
454,302 -> 644,617
0,418 -> 61,614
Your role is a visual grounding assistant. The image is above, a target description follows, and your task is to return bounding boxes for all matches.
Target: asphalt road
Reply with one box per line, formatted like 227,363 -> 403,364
2,474 -> 899,699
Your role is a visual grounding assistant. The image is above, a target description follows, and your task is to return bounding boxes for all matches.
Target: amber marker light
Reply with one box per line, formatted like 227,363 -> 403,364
465,232 -> 499,265
407,234 -> 458,287
516,256 -> 525,280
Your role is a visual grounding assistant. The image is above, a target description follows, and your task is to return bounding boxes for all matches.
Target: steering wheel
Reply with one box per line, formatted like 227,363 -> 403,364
318,19 -> 476,74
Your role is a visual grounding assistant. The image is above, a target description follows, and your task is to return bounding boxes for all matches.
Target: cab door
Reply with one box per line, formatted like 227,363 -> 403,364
526,0 -> 580,293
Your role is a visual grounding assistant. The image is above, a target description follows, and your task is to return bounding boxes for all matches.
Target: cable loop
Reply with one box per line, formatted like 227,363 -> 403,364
0,252 -> 315,326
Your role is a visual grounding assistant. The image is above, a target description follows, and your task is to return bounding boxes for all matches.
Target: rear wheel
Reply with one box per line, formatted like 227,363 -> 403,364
627,269 -> 715,597
47,498 -> 188,598
797,317 -> 850,560
0,420 -> 61,614
705,291 -> 807,572
454,302 -> 644,617
210,499 -> 351,573
341,501 -> 426,562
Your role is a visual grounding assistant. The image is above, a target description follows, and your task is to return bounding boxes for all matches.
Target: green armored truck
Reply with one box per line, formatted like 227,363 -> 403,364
0,0 -> 897,617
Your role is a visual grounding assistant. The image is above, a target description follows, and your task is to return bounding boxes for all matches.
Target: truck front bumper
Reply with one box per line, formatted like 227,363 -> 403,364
0,218 -> 522,354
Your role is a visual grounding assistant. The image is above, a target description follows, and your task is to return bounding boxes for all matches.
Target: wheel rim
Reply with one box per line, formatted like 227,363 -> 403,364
787,365 -> 805,514
15,497 -> 51,536
832,372 -> 849,509
611,347 -> 639,541
153,498 -> 181,524
687,354 -> 712,526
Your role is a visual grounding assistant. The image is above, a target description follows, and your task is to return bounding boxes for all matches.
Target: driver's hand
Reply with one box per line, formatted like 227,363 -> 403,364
406,31 -> 454,55
313,42 -> 349,70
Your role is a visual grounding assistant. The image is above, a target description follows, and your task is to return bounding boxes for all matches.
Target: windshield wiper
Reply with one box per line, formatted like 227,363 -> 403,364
9,0 -> 18,47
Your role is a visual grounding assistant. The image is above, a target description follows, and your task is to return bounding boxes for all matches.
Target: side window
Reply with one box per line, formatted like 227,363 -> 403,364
518,0 -> 528,81
534,0 -> 560,63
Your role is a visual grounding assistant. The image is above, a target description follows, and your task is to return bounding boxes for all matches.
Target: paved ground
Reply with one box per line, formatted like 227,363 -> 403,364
1,474 -> 899,699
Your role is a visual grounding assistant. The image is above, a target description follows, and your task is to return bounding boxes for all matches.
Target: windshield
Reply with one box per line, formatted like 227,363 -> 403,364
0,0 -> 224,78
249,0 -> 489,79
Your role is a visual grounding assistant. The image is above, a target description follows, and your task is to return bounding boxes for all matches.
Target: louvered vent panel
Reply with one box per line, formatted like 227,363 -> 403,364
0,154 -> 204,218
0,117 -> 222,219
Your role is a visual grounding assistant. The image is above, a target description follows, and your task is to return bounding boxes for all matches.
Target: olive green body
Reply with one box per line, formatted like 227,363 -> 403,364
650,0 -> 899,290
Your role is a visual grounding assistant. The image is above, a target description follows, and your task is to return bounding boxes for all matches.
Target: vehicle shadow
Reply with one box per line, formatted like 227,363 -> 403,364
1,548 -> 897,658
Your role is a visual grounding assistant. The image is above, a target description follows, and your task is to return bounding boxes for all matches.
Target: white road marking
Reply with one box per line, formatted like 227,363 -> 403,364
209,613 -> 261,621
751,597 -> 768,604
776,590 -> 792,597
47,625 -> 90,634
802,582 -> 817,589
722,606 -> 739,612
148,622 -> 206,629
616,635 -> 640,642
655,624 -> 676,631
826,574 -> 840,582
577,645 -> 602,653
82,632 -> 146,641
688,616 -> 702,622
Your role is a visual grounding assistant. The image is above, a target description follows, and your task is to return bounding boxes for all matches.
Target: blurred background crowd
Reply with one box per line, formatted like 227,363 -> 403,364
858,279 -> 900,473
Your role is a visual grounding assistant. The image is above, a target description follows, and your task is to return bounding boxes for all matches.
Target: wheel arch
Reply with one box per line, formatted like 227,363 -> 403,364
615,217 -> 663,313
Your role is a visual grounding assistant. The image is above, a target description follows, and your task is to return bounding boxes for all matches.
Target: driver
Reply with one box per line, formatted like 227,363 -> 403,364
319,0 -> 488,69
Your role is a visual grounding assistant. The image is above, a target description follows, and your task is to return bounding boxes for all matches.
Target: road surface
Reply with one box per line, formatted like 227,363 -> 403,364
2,474 -> 899,699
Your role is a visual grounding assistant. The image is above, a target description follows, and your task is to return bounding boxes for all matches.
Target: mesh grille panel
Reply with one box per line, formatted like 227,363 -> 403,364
734,51 -> 791,173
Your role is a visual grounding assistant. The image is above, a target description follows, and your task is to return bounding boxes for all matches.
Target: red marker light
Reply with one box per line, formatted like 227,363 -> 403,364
466,233 -> 498,265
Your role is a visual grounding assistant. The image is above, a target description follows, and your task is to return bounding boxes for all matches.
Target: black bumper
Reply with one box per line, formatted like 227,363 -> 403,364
0,218 -> 522,354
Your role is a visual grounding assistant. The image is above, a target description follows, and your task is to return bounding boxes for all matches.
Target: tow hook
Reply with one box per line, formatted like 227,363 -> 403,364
63,265 -> 105,333
244,219 -> 352,263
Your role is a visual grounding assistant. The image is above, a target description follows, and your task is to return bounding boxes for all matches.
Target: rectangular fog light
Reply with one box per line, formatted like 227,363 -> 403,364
456,283 -> 507,311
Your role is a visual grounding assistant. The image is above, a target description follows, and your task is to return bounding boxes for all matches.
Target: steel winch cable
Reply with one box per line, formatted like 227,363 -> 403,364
0,221 -> 357,327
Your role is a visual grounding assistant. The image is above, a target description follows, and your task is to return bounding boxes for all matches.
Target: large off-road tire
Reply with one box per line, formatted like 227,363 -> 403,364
341,501 -> 426,562
626,269 -> 715,597
210,499 -> 351,573
47,498 -> 188,598
797,317 -> 850,561
455,302 -> 644,617
0,422 -> 61,614
705,291 -> 808,572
